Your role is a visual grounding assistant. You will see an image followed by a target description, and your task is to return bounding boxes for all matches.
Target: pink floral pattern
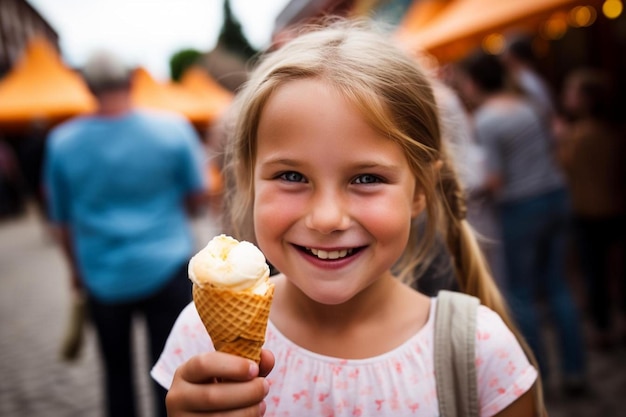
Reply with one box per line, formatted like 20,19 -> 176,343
152,299 -> 537,417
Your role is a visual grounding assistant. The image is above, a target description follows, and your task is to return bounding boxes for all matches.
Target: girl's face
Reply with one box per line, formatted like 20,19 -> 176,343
253,78 -> 425,305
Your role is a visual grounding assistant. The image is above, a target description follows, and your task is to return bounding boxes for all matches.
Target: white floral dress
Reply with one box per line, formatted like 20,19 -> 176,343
152,298 -> 537,417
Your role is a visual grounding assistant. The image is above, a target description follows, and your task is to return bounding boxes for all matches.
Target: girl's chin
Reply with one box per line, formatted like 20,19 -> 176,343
294,282 -> 366,306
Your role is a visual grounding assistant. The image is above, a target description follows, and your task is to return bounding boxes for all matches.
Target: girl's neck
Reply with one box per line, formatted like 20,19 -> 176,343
270,275 -> 430,359
285,274 -> 396,326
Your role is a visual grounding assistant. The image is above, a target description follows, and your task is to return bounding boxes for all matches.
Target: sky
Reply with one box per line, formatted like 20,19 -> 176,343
26,0 -> 291,81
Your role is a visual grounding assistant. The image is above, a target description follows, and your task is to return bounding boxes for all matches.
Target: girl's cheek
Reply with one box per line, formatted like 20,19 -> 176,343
255,188 -> 299,227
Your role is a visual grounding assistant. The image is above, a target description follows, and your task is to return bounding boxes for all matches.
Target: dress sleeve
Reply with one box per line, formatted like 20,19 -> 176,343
150,302 -> 214,389
475,306 -> 538,417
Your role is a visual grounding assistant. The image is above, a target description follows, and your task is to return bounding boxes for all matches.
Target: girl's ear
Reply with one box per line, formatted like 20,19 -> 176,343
411,160 -> 441,218
411,188 -> 426,218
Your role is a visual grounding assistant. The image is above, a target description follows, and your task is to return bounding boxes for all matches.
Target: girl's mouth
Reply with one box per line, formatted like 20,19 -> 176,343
297,245 -> 364,260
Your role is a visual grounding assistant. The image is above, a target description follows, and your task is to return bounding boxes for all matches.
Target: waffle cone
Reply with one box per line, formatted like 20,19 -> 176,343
193,282 -> 274,363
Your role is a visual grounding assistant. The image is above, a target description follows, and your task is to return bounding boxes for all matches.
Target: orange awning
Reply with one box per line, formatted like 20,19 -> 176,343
0,37 -> 96,130
131,66 -> 233,130
179,66 -> 233,122
394,0 -> 451,45
0,38 -> 234,132
396,0 -> 602,63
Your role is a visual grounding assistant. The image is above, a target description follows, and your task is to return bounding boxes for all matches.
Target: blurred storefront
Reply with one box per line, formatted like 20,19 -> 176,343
270,0 -> 626,115
395,0 -> 606,62
394,0 -> 626,113
0,0 -> 58,77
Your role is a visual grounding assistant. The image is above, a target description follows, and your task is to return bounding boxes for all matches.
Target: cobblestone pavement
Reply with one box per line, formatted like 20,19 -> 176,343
1,205 -> 625,416
0,205 -> 219,417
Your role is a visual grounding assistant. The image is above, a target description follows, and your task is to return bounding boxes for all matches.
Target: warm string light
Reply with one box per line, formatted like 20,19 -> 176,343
542,11 -> 569,39
569,6 -> 597,27
602,0 -> 623,19
479,2 -> 617,56
482,33 -> 505,54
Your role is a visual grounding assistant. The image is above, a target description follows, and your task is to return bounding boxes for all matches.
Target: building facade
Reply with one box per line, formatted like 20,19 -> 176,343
0,0 -> 58,76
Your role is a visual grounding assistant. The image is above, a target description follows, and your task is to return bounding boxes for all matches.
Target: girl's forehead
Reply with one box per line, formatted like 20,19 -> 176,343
252,78 -> 415,164
259,80 -> 381,136
259,78 -> 386,130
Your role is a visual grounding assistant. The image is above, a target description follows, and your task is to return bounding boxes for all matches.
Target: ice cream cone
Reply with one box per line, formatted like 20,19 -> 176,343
193,282 -> 274,363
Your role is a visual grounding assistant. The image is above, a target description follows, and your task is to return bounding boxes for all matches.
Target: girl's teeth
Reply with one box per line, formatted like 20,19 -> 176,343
308,248 -> 350,259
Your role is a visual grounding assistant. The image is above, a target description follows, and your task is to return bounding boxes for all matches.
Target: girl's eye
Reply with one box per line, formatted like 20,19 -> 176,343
353,174 -> 382,184
279,171 -> 306,182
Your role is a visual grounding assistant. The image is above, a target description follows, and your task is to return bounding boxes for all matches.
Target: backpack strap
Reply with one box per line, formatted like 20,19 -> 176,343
434,290 -> 480,417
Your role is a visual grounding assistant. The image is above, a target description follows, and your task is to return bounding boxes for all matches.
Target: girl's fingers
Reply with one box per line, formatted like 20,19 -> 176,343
259,349 -> 275,377
167,376 -> 269,412
166,351 -> 271,414
178,351 -> 259,384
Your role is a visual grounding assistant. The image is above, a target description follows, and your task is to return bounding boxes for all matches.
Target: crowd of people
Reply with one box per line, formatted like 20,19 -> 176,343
0,16 -> 624,417
443,36 -> 625,394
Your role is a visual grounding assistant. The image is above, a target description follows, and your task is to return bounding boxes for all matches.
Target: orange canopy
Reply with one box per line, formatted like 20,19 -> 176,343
131,66 -> 233,131
396,0 -> 602,63
0,37 -> 96,130
179,66 -> 234,121
0,38 -> 234,132
394,0 -> 451,45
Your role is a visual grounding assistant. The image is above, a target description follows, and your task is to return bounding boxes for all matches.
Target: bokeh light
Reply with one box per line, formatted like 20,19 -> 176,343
541,13 -> 568,39
569,6 -> 597,27
482,33 -> 506,54
603,0 -> 624,19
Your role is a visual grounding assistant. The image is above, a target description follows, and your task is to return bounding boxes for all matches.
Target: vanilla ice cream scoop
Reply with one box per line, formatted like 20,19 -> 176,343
189,234 -> 270,295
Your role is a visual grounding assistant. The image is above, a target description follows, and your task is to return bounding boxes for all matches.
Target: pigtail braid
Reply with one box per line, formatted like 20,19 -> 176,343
437,158 -> 547,415
438,156 -> 520,328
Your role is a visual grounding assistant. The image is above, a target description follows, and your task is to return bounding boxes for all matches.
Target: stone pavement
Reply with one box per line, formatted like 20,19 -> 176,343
0,205 -> 219,417
1,205 -> 625,416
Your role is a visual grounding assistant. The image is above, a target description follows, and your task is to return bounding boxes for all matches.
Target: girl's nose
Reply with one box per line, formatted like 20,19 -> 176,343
304,190 -> 350,234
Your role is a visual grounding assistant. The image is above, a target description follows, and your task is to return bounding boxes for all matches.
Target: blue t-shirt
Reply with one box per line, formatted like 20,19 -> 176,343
44,109 -> 206,302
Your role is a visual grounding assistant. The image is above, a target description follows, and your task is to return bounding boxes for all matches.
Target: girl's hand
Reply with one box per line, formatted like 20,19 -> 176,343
166,349 -> 275,416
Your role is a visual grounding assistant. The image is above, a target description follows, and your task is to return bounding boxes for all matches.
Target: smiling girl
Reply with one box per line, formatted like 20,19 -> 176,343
152,20 -> 544,417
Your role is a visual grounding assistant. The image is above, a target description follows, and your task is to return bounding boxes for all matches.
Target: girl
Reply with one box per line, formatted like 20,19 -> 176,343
152,20 -> 544,417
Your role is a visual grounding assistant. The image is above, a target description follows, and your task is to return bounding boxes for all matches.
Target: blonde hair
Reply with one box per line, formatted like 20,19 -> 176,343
222,19 -> 544,412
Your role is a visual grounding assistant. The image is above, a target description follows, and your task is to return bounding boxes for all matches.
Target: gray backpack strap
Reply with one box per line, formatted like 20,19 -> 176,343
434,290 -> 480,417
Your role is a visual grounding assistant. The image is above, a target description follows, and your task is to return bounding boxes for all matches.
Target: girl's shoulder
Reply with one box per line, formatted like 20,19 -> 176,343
431,295 -> 525,358
472,304 -> 539,414
473,303 -> 527,357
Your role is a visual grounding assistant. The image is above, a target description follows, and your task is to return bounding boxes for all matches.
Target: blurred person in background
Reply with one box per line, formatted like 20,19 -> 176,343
15,118 -> 50,219
501,34 -> 556,129
411,77 -> 507,295
455,50 -> 587,395
0,138 -> 26,219
43,50 -> 207,417
553,68 -> 626,350
434,70 -> 506,289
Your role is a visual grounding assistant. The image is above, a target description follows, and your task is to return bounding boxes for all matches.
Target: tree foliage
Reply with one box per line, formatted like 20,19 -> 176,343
169,48 -> 202,82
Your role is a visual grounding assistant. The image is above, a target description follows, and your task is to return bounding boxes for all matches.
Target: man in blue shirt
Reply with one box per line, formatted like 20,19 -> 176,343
44,50 -> 207,417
